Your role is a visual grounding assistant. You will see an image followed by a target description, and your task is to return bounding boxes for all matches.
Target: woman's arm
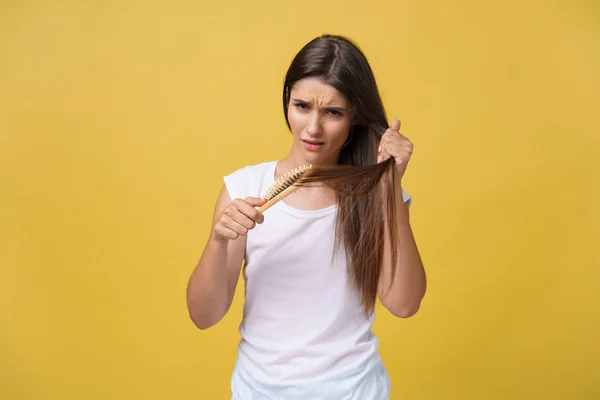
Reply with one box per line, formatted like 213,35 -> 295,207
378,178 -> 427,318
376,118 -> 426,318
186,185 -> 265,329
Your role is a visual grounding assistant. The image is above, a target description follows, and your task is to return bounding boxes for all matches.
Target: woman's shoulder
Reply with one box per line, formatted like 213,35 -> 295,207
225,160 -> 276,178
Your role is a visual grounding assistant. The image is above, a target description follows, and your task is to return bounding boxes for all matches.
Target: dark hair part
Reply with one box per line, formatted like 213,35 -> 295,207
282,34 -> 399,314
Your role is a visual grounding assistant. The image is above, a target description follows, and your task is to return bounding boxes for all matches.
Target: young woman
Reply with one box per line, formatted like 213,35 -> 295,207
187,34 -> 426,400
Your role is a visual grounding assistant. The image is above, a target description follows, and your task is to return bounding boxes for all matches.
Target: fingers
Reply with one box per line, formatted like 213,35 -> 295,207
379,146 -> 412,164
214,214 -> 253,240
213,197 -> 266,241
379,118 -> 412,155
244,196 -> 268,207
383,142 -> 414,158
379,140 -> 412,164
387,118 -> 408,139
213,225 -> 239,241
219,215 -> 250,237
232,198 -> 265,225
379,118 -> 403,149
378,126 -> 414,164
378,130 -> 394,163
240,197 -> 266,224
377,146 -> 391,163
225,206 -> 257,228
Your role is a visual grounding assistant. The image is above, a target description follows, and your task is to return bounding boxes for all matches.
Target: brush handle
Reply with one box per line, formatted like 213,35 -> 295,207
257,184 -> 301,213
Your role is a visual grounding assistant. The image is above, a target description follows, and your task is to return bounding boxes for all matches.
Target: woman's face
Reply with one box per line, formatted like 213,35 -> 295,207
287,77 -> 353,165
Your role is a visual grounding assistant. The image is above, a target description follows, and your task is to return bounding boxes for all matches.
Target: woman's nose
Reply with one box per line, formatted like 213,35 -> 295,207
305,112 -> 321,137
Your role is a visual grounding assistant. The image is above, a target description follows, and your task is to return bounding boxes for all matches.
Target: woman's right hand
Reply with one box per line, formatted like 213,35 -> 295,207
212,197 -> 267,242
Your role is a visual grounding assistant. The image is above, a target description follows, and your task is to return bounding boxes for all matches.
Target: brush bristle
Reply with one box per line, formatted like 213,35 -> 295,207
263,164 -> 312,201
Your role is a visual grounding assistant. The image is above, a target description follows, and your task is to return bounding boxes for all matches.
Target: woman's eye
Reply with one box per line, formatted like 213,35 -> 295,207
327,109 -> 342,116
294,102 -> 309,109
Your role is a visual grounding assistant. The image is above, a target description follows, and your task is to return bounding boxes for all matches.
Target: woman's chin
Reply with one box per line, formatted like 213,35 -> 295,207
288,144 -> 339,166
302,151 -> 337,166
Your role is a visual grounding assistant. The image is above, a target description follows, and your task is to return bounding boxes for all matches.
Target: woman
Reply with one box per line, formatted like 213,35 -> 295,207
187,34 -> 426,399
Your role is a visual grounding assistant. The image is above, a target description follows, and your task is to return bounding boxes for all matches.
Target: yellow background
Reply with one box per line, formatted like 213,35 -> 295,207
1,0 -> 599,399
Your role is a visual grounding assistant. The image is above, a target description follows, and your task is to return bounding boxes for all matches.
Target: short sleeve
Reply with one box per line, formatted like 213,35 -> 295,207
223,167 -> 251,201
402,189 -> 412,209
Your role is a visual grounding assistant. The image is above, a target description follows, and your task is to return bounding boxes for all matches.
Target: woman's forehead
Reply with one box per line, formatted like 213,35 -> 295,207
290,78 -> 349,106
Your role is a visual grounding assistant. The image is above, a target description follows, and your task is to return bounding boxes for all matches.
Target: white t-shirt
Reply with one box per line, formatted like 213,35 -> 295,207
223,161 -> 412,400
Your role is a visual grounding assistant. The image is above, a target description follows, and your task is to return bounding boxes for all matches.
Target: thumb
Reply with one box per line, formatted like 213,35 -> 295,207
245,196 -> 268,207
390,118 -> 401,132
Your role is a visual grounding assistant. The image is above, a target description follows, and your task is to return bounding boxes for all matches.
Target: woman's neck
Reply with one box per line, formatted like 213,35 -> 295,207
280,149 -> 340,172
274,157 -> 338,210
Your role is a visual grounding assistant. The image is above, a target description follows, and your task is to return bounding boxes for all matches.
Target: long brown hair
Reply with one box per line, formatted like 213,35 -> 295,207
282,35 -> 399,314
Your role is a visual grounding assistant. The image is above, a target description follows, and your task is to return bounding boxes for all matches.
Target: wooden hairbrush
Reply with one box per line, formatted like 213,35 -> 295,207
257,164 -> 312,213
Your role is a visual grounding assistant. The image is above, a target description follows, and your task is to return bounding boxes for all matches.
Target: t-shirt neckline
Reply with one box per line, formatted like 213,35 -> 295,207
267,161 -> 337,217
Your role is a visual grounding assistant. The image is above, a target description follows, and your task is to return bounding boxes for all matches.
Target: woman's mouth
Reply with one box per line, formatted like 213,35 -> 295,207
302,139 -> 324,151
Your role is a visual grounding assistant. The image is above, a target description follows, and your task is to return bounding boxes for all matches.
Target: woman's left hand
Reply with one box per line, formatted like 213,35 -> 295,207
377,118 -> 414,180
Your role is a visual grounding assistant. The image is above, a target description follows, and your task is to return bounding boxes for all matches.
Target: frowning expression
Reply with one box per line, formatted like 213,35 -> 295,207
287,77 -> 353,165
